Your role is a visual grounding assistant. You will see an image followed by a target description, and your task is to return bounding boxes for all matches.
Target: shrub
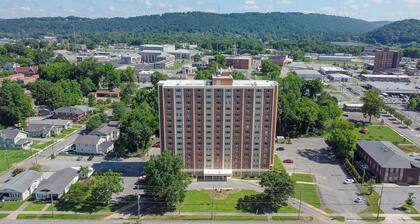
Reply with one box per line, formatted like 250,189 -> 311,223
344,159 -> 361,182
12,167 -> 25,177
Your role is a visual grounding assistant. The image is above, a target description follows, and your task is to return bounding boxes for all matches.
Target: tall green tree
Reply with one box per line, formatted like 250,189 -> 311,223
326,118 -> 357,159
143,151 -> 190,210
0,80 -> 34,126
27,80 -> 54,106
88,171 -> 123,206
361,90 -> 384,123
50,80 -> 83,109
64,182 -> 92,208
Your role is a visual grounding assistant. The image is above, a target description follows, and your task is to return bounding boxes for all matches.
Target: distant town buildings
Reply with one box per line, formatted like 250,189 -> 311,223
319,55 -> 352,62
52,105 -> 94,123
292,69 -> 323,80
158,71 -> 278,179
320,66 -> 348,75
373,48 -> 401,73
268,53 -> 291,66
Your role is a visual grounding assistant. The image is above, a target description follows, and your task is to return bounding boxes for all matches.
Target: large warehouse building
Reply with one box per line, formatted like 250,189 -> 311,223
158,71 -> 278,180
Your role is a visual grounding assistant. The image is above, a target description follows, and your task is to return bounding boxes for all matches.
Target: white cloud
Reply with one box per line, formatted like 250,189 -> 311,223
403,0 -> 419,4
244,0 -> 259,10
277,0 -> 293,4
371,0 -> 383,4
319,6 -> 335,14
20,6 -> 31,11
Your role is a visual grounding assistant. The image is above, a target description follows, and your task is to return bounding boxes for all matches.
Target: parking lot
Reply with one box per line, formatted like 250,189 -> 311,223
375,185 -> 420,214
278,138 -> 366,215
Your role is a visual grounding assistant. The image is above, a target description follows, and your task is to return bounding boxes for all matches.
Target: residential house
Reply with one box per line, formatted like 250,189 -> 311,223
354,141 -> 420,184
0,170 -> 43,201
95,88 -> 121,98
27,119 -> 72,138
73,135 -> 114,155
89,124 -> 120,141
0,128 -> 32,150
52,105 -> 93,123
16,65 -> 38,76
0,73 -> 39,85
3,62 -> 19,71
34,168 -> 79,200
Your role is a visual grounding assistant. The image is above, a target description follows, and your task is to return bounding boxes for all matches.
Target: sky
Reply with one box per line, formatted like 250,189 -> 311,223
0,0 -> 419,21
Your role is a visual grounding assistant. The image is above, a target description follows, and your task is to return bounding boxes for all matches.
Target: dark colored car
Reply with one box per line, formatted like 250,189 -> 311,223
87,155 -> 94,161
283,159 -> 294,164
276,147 -> 285,151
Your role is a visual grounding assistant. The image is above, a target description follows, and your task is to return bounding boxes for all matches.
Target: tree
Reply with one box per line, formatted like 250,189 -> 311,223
116,103 -> 158,155
406,193 -> 416,206
88,171 -> 123,206
260,60 -> 281,78
326,118 -> 357,159
150,72 -> 169,87
362,90 -> 384,123
30,163 -> 43,172
297,97 -> 320,134
0,80 -> 35,126
143,151 -> 189,210
88,94 -> 97,107
301,79 -> 323,98
237,171 -> 294,213
193,53 -> 202,62
231,70 -> 246,80
111,101 -> 126,121
86,114 -> 105,132
51,80 -> 83,109
120,67 -> 138,83
64,182 -> 92,208
27,80 -> 54,106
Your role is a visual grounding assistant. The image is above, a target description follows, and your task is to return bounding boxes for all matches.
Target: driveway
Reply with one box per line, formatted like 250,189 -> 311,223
188,179 -> 262,192
278,138 -> 366,215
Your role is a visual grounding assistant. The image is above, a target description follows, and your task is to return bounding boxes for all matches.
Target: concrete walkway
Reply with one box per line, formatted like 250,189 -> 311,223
4,201 -> 30,219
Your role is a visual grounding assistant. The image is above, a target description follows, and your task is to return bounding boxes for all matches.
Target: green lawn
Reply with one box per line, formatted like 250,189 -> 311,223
274,155 -> 285,172
291,173 -> 314,183
294,183 -> 321,208
272,216 -> 308,221
0,150 -> 34,173
17,214 -> 39,219
179,189 -> 258,212
36,214 -> 109,220
331,216 -> 346,222
361,216 -> 385,222
214,215 -> 267,221
0,214 -> 8,219
357,184 -> 383,215
56,125 -> 82,139
354,125 -> 410,145
24,202 -> 48,211
0,201 -> 24,211
142,215 -> 212,220
32,140 -> 55,150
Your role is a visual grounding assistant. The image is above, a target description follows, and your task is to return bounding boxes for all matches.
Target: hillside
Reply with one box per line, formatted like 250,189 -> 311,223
0,12 -> 387,40
363,19 -> 420,45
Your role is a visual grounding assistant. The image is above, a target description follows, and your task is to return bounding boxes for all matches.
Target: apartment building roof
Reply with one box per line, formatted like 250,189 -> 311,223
158,79 -> 277,88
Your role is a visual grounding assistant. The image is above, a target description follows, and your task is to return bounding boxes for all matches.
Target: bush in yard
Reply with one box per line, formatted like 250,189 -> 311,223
12,168 -> 25,177
406,193 -> 416,206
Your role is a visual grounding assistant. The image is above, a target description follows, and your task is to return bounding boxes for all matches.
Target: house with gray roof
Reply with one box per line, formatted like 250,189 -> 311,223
0,128 -> 32,150
89,124 -> 120,141
27,119 -> 73,138
34,168 -> 79,200
0,170 -> 43,201
73,135 -> 114,155
355,141 -> 420,184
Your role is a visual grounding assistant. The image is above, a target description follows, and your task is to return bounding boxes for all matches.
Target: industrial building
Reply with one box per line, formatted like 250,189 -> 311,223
360,74 -> 410,82
292,70 -> 323,80
318,55 -> 352,62
158,71 -> 278,179
226,56 -> 253,70
320,66 -> 348,75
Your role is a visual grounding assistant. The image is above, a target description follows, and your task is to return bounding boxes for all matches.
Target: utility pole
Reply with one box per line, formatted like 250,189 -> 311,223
297,190 -> 302,220
376,184 -> 384,220
137,194 -> 141,222
51,195 -> 54,218
211,186 -> 215,221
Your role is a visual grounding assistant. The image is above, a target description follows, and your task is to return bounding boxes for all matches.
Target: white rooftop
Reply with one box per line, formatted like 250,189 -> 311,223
320,66 -> 347,72
158,79 -> 277,88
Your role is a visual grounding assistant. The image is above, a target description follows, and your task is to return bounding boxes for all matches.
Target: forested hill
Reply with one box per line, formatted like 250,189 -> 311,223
363,19 -> 420,45
0,12 -> 387,40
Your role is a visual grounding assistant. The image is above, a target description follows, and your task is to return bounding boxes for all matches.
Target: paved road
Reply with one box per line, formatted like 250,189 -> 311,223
381,113 -> 420,146
279,138 -> 366,216
188,179 -> 262,192
389,104 -> 420,130
0,220 -> 329,224
374,184 -> 420,214
0,129 -> 83,185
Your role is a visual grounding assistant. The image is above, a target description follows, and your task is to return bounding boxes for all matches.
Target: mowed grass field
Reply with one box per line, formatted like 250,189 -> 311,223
354,125 -> 410,145
178,190 -> 298,213
0,150 -> 34,172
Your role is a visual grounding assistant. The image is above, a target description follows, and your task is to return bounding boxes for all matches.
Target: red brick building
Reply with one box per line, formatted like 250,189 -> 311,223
226,56 -> 253,70
373,48 -> 401,73
158,72 -> 278,179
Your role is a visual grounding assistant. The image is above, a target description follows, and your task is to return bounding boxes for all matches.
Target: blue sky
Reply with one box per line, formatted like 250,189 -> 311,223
0,0 -> 419,21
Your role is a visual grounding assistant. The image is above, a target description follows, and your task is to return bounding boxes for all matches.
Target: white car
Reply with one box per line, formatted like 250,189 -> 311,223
354,197 -> 365,203
343,179 -> 355,184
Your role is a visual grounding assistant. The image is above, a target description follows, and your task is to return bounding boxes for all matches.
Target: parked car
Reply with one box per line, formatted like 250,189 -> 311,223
87,155 -> 94,161
135,175 -> 147,186
343,179 -> 355,184
354,197 -> 364,203
153,142 -> 160,148
276,147 -> 285,151
283,159 -> 294,164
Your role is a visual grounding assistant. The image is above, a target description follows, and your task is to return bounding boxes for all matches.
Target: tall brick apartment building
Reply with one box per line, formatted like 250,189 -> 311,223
373,47 -> 401,73
158,71 -> 278,180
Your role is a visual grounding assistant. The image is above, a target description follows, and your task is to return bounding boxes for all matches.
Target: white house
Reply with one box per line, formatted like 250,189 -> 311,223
0,170 -> 43,201
0,128 -> 32,150
73,135 -> 114,155
89,124 -> 120,142
34,168 -> 79,200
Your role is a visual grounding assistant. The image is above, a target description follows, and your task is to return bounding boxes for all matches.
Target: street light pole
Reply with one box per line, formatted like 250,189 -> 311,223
297,190 -> 302,220
137,194 -> 141,222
